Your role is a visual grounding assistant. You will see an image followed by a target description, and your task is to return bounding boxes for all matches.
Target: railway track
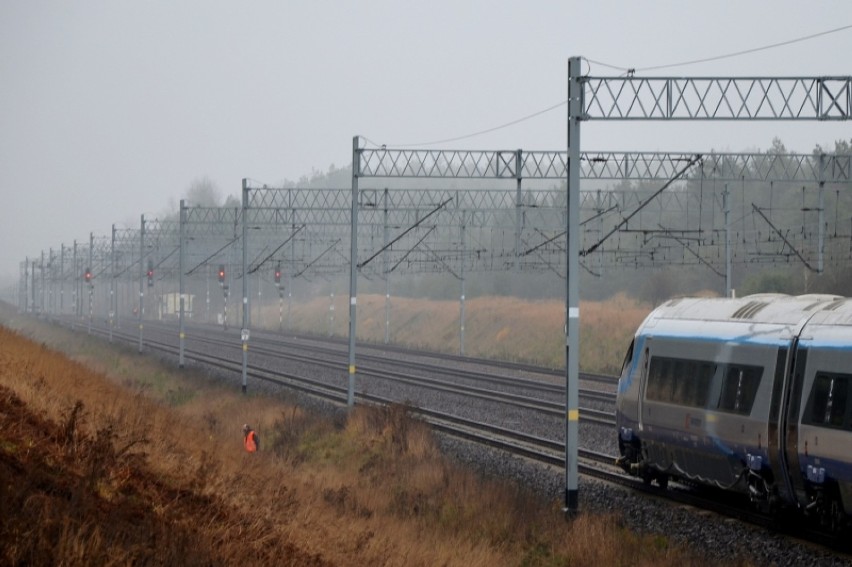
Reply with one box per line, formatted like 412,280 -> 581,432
74,317 -> 616,427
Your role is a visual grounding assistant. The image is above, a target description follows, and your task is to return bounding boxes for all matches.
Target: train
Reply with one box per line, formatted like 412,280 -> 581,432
615,293 -> 852,532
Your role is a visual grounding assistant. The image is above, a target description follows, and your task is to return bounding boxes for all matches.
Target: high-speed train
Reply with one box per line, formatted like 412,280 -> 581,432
616,294 -> 852,531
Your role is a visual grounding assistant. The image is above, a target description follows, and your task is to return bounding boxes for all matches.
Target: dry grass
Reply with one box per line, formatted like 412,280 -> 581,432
0,306 -> 751,566
261,292 -> 651,374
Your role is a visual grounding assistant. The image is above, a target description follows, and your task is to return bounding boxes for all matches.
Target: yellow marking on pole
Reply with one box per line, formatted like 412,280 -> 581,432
349,365 -> 356,374
179,332 -> 185,339
568,409 -> 580,421
243,343 -> 248,352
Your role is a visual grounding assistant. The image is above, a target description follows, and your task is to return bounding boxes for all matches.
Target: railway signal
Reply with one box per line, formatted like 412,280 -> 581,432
274,266 -> 281,285
147,260 -> 154,288
83,267 -> 92,283
218,264 -> 226,286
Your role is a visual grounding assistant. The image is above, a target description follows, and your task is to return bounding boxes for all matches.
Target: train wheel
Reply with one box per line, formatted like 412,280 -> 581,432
657,475 -> 669,490
828,499 -> 845,534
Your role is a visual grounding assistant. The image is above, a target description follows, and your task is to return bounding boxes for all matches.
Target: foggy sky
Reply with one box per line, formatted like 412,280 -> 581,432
1,1 -> 851,291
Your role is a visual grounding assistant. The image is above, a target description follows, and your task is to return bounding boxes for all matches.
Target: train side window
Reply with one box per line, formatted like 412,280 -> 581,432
647,356 -> 715,407
827,378 -> 848,427
806,373 -> 849,428
645,357 -> 660,400
718,364 -> 763,414
646,357 -> 672,402
695,362 -> 715,407
672,360 -> 688,404
656,358 -> 674,402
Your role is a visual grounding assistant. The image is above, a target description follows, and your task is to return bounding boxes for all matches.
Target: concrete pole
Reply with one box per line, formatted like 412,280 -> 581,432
347,136 -> 360,407
459,211 -> 466,356
40,251 -> 45,315
564,56 -> 582,514
288,206 -> 295,331
724,185 -> 731,297
110,226 -> 116,342
818,154 -> 825,274
31,259 -> 36,316
384,188 -> 391,344
60,244 -> 65,315
179,200 -> 186,368
87,233 -> 93,334
138,215 -> 145,353
241,180 -> 249,393
73,241 -> 78,319
515,148 -> 523,272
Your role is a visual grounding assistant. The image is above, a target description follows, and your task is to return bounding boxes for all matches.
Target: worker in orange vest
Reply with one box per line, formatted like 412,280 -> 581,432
243,424 -> 259,453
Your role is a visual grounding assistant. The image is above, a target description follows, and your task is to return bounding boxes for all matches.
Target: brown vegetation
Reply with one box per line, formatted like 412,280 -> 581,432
0,306 -> 744,566
260,292 -> 652,374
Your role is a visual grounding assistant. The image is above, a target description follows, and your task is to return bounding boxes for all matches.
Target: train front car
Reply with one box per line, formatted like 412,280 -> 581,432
792,301 -> 852,532
615,295 -> 829,511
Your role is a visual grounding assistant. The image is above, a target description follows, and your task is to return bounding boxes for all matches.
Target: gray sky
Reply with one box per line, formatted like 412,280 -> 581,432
1,1 -> 851,290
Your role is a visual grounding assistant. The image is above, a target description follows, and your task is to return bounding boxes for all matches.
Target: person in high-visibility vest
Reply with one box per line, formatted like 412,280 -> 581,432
243,424 -> 259,453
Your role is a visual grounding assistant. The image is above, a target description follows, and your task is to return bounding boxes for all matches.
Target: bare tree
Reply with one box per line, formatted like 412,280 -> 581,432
184,176 -> 222,207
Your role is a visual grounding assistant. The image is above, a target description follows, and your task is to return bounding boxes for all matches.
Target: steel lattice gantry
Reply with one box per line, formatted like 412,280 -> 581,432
19,148 -> 851,323
354,152 -> 852,275
245,185 -> 566,278
241,152 -> 852,285
582,75 -> 851,120
20,145 -> 849,322
358,148 -> 851,183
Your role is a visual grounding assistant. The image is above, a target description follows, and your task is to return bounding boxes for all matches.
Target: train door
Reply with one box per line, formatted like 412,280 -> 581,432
766,347 -> 792,504
783,343 -> 808,505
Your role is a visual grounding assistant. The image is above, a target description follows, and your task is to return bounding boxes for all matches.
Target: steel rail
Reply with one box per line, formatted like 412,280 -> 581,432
125,319 -> 616,425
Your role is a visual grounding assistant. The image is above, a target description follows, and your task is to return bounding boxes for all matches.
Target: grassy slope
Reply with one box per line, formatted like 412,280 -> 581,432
0,303 -> 746,566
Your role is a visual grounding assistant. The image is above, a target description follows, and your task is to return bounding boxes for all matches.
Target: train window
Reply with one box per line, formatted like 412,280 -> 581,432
826,378 -> 847,427
694,362 -> 714,407
646,356 -> 716,407
673,359 -> 695,405
717,364 -> 763,414
648,358 -> 676,402
646,357 -> 668,402
805,373 -> 850,429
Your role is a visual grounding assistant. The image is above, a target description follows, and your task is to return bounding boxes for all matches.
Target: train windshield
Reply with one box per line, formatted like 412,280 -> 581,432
620,339 -> 634,380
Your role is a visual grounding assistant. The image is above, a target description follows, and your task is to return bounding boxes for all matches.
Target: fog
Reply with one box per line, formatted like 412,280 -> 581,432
2,1 -> 851,294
